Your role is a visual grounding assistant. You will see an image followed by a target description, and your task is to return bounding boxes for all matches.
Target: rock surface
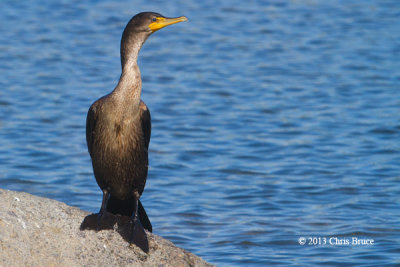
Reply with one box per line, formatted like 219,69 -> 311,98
0,189 -> 213,267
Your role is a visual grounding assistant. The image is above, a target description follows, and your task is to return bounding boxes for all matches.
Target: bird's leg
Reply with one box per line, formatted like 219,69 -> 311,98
97,188 -> 110,231
130,191 -> 149,253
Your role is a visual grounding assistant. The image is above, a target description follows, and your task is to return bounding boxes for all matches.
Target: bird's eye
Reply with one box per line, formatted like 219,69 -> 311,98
152,17 -> 157,22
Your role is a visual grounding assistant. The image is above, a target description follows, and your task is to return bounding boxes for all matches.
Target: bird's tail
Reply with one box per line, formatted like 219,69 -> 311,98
138,200 -> 152,232
106,195 -> 152,232
131,214 -> 149,253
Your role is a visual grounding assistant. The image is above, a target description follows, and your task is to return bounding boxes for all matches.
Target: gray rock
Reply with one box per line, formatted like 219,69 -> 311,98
0,188 -> 214,267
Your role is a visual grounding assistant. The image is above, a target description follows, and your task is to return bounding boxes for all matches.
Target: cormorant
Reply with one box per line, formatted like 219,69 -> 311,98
86,12 -> 187,252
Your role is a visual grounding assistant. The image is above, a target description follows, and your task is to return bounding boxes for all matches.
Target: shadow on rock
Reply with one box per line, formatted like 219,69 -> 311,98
80,212 -> 149,253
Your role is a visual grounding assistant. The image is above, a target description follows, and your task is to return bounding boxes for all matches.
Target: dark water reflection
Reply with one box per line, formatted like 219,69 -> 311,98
1,0 -> 400,266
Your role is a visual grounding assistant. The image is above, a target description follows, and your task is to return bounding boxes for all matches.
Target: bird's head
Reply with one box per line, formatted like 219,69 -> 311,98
120,12 -> 187,68
124,12 -> 188,35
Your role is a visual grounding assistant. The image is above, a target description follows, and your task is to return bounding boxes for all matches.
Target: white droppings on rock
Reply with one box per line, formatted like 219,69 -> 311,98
17,218 -> 26,229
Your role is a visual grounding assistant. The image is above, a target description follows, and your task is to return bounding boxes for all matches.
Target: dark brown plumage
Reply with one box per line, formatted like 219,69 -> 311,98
86,12 -> 187,252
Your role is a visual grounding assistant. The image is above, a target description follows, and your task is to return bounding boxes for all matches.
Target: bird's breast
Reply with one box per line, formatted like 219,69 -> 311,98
98,116 -> 141,154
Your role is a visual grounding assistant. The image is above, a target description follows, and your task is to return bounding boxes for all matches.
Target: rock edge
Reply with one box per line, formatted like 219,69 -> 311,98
0,189 -> 214,267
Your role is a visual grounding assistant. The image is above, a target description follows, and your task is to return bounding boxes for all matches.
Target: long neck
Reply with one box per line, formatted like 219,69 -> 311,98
112,31 -> 148,106
113,64 -> 142,105
120,31 -> 147,69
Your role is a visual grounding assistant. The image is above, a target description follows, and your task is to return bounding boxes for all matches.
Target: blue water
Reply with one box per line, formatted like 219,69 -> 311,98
1,0 -> 399,266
